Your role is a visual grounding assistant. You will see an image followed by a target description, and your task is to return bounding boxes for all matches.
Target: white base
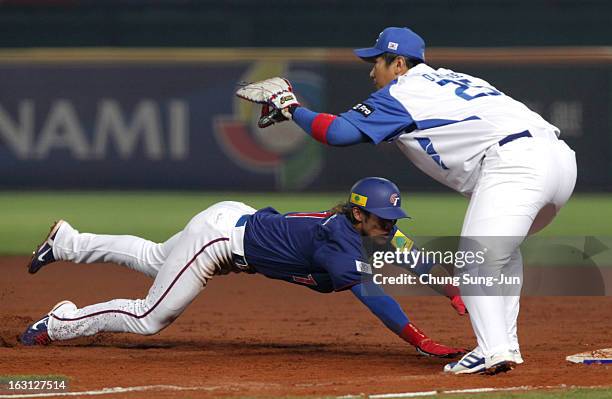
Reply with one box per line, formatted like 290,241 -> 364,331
566,348 -> 612,364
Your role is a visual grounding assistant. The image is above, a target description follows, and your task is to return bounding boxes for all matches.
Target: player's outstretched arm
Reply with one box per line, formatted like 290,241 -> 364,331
292,107 -> 370,146
351,282 -> 466,358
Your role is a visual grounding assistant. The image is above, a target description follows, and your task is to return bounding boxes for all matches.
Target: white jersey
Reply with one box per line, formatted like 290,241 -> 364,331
340,64 -> 560,193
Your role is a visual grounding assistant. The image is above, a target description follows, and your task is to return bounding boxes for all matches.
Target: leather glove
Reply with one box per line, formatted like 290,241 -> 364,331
236,77 -> 300,128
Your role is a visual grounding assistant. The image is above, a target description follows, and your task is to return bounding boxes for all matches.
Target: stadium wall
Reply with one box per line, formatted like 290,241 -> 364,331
0,48 -> 610,191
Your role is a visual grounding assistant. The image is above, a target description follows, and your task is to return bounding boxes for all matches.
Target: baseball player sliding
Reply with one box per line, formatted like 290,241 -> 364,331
236,27 -> 577,375
22,177 -> 467,360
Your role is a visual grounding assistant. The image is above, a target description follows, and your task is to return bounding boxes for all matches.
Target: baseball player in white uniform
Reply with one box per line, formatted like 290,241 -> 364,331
236,27 -> 577,374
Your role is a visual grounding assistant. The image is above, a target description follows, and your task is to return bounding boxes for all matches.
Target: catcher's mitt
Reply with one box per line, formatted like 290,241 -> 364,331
236,77 -> 300,128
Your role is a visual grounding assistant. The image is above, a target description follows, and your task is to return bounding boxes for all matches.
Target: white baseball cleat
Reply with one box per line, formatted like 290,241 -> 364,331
49,300 -> 77,317
444,349 -> 486,374
511,348 -> 524,364
484,351 -> 518,375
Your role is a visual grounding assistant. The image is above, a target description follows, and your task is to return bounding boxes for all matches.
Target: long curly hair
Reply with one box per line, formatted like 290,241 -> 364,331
330,201 -> 367,224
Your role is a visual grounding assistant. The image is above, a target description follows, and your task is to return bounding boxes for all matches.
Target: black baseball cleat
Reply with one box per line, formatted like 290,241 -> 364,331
27,220 -> 65,274
21,300 -> 74,345
20,314 -> 52,345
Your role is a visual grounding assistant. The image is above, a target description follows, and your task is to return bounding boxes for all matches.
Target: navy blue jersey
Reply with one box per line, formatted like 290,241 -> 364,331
242,207 -> 373,293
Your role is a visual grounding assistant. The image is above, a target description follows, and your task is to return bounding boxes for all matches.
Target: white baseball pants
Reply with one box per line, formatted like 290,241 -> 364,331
459,135 -> 576,366
47,201 -> 256,340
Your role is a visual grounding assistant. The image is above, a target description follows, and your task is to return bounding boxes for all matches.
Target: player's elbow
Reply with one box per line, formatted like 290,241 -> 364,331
326,117 -> 370,146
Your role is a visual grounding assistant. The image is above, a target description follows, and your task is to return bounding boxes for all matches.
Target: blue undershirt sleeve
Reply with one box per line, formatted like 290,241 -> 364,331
292,106 -> 316,133
292,106 -> 370,146
327,117 -> 371,146
351,282 -> 409,335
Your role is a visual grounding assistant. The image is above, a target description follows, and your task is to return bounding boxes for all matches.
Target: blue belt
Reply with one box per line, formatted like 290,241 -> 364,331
233,253 -> 249,268
499,130 -> 531,146
233,214 -> 252,271
235,214 -> 249,227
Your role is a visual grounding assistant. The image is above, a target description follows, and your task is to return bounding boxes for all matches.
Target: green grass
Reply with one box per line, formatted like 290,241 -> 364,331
434,387 -> 612,398
222,387 -> 612,398
0,191 -> 611,255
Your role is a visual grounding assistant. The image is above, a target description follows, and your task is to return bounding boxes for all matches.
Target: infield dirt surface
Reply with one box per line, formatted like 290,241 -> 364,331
1,257 -> 611,397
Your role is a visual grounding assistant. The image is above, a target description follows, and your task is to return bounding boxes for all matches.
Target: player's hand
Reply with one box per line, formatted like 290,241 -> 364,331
236,77 -> 301,128
415,339 -> 468,358
450,295 -> 467,316
257,104 -> 289,129
444,284 -> 468,316
400,322 -> 467,359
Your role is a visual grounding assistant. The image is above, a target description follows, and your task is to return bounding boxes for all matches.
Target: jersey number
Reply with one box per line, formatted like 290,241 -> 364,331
436,78 -> 501,101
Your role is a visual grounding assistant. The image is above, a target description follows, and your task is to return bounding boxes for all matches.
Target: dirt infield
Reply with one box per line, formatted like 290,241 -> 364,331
1,257 -> 611,398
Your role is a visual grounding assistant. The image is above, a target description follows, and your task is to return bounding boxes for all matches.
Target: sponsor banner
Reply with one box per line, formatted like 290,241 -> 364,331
0,62 -> 329,190
0,58 -> 608,190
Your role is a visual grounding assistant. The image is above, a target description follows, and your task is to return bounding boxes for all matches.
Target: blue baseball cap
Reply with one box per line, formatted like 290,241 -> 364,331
349,177 -> 410,220
354,27 -> 425,62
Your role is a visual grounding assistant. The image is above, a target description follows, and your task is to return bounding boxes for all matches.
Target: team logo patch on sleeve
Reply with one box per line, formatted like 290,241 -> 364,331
350,193 -> 368,207
352,103 -> 374,117
391,230 -> 414,252
355,260 -> 372,274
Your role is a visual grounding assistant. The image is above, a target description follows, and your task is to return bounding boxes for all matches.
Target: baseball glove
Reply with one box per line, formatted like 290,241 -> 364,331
236,77 -> 300,128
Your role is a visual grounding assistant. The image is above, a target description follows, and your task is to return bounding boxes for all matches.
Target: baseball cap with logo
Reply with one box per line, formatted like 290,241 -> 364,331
353,27 -> 425,62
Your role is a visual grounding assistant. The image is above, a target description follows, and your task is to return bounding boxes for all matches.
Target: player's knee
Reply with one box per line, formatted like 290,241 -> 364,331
137,308 -> 180,335
141,325 -> 162,335
529,204 -> 557,235
481,250 -> 512,270
140,316 -> 172,335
